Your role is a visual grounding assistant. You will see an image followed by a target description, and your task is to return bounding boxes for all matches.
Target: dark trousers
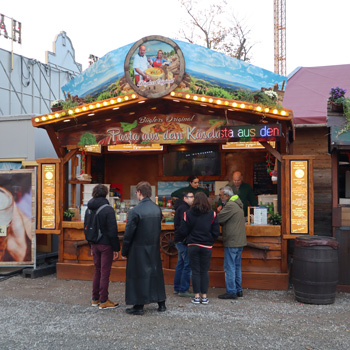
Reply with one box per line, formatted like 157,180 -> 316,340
188,245 -> 212,294
92,244 -> 113,302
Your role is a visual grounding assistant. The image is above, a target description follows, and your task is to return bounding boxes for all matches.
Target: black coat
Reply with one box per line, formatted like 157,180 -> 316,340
122,197 -> 166,305
86,197 -> 120,251
173,198 -> 190,242
177,207 -> 220,246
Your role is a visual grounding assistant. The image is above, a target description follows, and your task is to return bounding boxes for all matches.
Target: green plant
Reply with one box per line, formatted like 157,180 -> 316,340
232,89 -> 255,102
263,90 -> 278,101
62,100 -> 79,110
51,99 -> 64,108
329,87 -> 346,102
63,209 -> 75,219
336,96 -> 350,135
260,202 -> 274,216
78,132 -> 97,145
267,212 -> 282,225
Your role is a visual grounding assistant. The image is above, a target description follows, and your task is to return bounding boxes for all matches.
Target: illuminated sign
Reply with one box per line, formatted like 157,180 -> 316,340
222,141 -> 276,150
41,164 -> 56,229
290,160 -> 308,234
0,14 -> 21,43
220,124 -> 281,141
84,145 -> 101,153
108,144 -> 163,152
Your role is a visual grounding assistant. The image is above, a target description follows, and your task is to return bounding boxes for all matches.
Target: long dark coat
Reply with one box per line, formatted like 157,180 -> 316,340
121,197 -> 166,305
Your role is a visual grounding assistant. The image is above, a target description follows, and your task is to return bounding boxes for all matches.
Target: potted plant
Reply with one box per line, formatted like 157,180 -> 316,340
329,87 -> 346,112
63,209 -> 75,221
50,99 -> 64,112
267,212 -> 282,225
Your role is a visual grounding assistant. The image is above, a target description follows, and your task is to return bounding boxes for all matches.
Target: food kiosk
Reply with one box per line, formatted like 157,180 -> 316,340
32,36 -> 312,290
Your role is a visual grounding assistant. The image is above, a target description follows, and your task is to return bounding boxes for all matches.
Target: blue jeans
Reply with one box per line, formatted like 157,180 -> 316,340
224,247 -> 243,295
174,242 -> 191,293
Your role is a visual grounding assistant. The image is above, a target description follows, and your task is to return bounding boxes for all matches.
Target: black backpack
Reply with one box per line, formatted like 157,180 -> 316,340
84,204 -> 109,244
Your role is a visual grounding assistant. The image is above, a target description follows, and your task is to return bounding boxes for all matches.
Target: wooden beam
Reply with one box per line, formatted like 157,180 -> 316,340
260,141 -> 282,161
45,126 -> 65,158
63,149 -> 78,164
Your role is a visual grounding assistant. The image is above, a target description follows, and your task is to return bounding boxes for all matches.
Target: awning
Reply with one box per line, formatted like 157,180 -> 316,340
284,65 -> 350,125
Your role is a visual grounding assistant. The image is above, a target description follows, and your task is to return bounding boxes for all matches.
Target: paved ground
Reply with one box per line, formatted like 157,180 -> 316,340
0,272 -> 350,350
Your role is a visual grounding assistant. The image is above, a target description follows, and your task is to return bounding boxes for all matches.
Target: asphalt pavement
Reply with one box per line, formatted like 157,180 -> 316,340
0,272 -> 350,350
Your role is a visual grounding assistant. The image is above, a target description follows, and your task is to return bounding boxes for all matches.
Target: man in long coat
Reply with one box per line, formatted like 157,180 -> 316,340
121,181 -> 166,315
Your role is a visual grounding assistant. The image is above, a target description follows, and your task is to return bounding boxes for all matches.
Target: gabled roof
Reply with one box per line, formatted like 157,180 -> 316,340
283,64 -> 350,125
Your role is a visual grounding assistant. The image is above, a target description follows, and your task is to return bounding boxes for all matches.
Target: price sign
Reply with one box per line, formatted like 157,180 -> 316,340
41,164 -> 56,229
290,161 -> 308,234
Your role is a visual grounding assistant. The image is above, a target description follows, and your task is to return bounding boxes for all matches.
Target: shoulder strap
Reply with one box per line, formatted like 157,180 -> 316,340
212,211 -> 216,224
96,203 -> 109,215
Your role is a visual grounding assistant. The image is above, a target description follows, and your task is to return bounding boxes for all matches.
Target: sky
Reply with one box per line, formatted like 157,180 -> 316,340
1,0 -> 350,76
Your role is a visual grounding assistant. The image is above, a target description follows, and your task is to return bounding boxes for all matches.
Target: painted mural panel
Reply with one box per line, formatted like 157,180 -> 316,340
61,36 -> 286,104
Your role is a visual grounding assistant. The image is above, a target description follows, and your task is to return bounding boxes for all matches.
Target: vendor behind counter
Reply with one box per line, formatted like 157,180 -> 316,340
171,175 -> 209,199
217,171 -> 257,217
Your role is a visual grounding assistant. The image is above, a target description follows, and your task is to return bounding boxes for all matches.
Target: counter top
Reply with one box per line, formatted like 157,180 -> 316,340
62,221 -> 281,236
62,221 -> 175,231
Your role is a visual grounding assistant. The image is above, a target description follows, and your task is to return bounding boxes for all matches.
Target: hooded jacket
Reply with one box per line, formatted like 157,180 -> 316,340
86,197 -> 120,251
217,195 -> 246,248
173,198 -> 190,242
177,207 -> 220,246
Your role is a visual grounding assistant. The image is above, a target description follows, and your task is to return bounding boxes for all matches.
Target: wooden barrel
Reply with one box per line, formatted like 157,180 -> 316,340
292,236 -> 339,305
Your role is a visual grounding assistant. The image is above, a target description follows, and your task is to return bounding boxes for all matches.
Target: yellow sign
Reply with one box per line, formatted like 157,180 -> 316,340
84,145 -> 101,153
108,144 -> 163,152
222,141 -> 276,150
41,164 -> 56,229
290,160 -> 308,234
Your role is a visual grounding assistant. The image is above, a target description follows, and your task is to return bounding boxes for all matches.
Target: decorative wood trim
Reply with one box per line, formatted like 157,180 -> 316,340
260,141 -> 282,162
35,229 -> 61,235
63,149 -> 78,164
45,126 -> 65,158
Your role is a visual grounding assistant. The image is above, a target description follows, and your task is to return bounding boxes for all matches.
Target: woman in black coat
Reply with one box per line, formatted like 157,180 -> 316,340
178,192 -> 220,305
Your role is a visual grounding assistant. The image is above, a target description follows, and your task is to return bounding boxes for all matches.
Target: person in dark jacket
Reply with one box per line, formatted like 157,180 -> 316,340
217,171 -> 257,217
171,175 -> 209,199
178,192 -> 220,305
121,181 -> 166,316
85,184 -> 120,310
173,191 -> 195,297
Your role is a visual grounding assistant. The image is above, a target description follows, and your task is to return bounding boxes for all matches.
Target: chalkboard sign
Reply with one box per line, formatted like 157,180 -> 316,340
253,162 -> 277,195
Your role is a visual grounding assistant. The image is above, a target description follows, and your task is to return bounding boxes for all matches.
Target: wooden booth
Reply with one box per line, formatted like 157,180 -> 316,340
328,105 -> 350,290
32,36 -> 312,290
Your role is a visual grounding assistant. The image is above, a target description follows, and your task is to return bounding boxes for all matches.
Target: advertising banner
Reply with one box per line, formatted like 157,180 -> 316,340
58,113 -> 227,146
0,170 -> 35,265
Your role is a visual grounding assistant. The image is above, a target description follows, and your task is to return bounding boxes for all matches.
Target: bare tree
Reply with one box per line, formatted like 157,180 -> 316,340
177,0 -> 254,62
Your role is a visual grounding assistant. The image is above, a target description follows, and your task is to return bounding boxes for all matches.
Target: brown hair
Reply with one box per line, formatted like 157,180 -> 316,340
136,181 -> 152,198
187,175 -> 198,183
192,192 -> 211,213
92,184 -> 108,198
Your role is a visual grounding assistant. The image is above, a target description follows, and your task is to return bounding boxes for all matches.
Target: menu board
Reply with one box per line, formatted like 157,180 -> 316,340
290,161 -> 308,234
41,164 -> 56,229
253,162 -> 276,195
